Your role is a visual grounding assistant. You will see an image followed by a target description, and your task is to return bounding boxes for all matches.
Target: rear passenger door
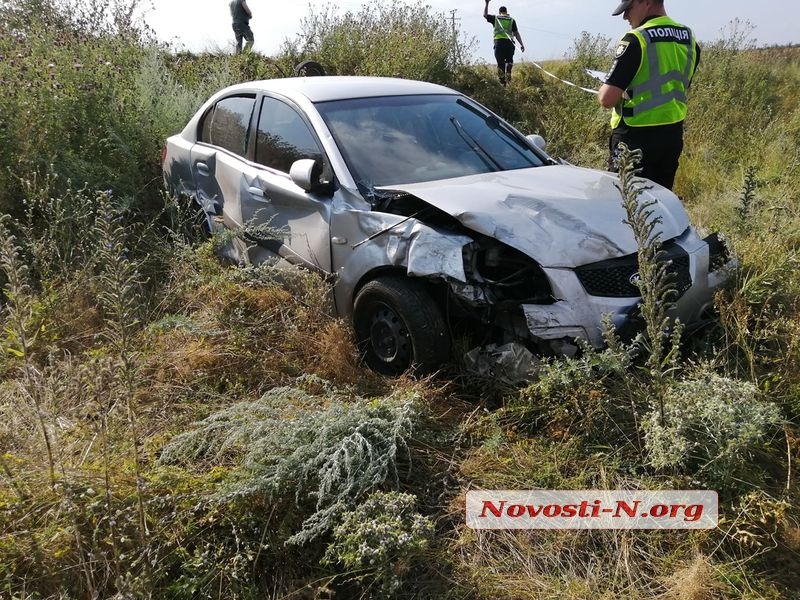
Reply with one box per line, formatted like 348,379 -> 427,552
191,94 -> 259,231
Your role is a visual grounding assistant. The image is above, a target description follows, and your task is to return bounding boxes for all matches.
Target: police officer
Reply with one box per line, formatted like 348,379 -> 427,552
598,0 -> 700,190
484,1 -> 525,86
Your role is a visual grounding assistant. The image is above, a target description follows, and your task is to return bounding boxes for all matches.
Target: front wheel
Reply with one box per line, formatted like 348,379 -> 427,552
353,276 -> 450,375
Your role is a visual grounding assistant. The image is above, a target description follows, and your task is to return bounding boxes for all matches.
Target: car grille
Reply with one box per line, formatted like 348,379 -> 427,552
575,242 -> 692,298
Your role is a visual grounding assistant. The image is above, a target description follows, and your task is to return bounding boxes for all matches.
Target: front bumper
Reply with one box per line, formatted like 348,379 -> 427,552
522,228 -> 733,350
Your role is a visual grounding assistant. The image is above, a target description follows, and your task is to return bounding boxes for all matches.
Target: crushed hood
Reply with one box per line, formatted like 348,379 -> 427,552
379,166 -> 690,268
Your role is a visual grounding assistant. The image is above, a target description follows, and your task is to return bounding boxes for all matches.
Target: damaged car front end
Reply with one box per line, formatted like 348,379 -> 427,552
376,168 -> 732,357
162,76 -> 733,375
332,170 -> 731,371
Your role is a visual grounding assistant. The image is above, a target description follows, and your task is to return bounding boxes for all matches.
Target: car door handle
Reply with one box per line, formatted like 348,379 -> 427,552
248,186 -> 270,201
196,162 -> 210,174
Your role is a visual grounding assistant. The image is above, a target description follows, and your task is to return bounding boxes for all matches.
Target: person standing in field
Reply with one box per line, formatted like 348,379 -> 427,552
483,0 -> 525,86
597,0 -> 700,190
230,0 -> 254,54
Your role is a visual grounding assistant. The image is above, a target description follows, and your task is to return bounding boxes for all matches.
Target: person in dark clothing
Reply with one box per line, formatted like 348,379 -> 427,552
598,0 -> 700,190
230,0 -> 254,54
483,0 -> 525,86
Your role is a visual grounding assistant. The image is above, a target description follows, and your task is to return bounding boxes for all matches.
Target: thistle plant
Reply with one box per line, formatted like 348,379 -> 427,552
92,195 -> 150,563
642,369 -> 783,486
616,143 -> 682,419
19,172 -> 100,281
0,215 -> 57,488
735,165 -> 758,225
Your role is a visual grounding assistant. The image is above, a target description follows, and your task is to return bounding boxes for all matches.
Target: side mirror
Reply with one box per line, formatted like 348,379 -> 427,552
526,134 -> 547,151
290,158 -> 333,195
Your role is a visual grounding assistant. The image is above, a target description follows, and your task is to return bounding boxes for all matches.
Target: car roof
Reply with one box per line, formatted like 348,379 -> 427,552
218,76 -> 458,103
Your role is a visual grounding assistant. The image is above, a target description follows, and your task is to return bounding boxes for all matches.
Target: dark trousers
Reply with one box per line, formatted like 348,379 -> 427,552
494,40 -> 515,84
608,123 -> 684,190
233,23 -> 254,54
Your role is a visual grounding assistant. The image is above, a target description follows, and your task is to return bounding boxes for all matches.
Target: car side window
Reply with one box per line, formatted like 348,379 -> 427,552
255,97 -> 322,173
199,95 -> 256,157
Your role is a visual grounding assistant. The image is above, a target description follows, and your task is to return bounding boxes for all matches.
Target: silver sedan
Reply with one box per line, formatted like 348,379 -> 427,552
163,76 -> 731,374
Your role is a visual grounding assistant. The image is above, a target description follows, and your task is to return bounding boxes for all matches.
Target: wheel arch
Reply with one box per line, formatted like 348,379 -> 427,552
350,266 -> 449,322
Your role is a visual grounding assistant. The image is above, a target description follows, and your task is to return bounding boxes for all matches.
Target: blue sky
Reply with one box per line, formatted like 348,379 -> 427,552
142,0 -> 797,63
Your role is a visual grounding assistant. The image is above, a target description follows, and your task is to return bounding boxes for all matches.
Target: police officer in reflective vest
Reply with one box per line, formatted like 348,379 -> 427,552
484,1 -> 525,86
598,0 -> 700,190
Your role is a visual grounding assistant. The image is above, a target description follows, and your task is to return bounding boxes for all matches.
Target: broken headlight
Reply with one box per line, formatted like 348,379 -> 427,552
462,238 -> 553,303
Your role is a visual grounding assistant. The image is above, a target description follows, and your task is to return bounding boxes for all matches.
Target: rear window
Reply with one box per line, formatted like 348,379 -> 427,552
199,95 -> 256,157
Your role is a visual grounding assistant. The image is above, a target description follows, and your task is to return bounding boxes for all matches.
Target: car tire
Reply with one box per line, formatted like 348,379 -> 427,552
353,276 -> 450,375
294,60 -> 326,77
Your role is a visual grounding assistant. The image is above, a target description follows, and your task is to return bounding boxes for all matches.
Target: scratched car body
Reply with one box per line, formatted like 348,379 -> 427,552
163,76 -> 731,374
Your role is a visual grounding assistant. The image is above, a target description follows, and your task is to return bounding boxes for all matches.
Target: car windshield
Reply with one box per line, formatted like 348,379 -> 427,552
315,94 -> 546,191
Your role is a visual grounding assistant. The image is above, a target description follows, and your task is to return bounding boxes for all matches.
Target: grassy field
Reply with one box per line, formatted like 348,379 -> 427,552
1,1 -> 798,598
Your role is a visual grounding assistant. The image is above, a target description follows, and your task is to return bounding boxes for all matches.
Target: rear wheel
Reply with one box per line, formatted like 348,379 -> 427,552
188,200 -> 212,240
174,195 -> 212,243
353,276 -> 450,375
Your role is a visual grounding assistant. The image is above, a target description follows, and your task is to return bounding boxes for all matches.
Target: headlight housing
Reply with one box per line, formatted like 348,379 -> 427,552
462,237 -> 553,304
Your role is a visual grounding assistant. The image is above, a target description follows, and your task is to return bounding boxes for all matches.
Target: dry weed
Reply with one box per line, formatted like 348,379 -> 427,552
661,554 -> 720,600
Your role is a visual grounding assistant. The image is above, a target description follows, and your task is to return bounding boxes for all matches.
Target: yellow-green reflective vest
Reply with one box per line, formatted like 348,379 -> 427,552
611,16 -> 697,129
493,15 -> 514,41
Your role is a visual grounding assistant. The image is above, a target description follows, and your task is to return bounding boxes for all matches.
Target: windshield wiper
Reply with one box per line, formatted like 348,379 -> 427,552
456,98 -> 548,164
456,98 -> 520,139
489,123 -> 535,163
449,116 -> 502,171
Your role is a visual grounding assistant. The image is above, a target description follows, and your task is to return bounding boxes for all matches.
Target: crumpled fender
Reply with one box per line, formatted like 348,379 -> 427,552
331,208 -> 473,318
